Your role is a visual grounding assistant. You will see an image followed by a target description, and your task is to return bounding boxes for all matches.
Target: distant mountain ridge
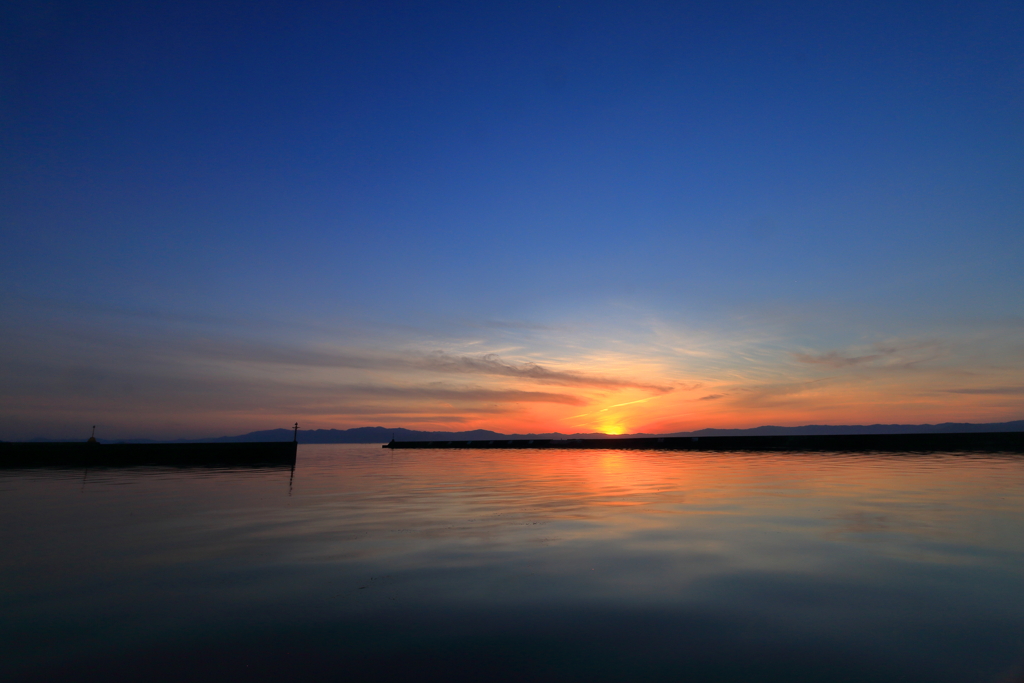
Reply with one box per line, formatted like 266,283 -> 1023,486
149,419 -> 1024,444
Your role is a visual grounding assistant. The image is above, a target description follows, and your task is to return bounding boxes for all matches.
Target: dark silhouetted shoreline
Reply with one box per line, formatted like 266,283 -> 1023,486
0,441 -> 297,468
69,419 -> 1023,445
384,431 -> 1024,452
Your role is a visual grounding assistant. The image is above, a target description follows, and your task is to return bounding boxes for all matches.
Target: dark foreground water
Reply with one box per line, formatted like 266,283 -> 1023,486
3,445 -> 1024,682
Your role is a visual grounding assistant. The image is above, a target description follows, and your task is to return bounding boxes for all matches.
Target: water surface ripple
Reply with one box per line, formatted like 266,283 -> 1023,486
3,445 -> 1024,682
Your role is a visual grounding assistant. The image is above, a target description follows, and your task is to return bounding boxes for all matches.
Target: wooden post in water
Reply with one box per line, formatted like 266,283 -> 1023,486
293,422 -> 299,443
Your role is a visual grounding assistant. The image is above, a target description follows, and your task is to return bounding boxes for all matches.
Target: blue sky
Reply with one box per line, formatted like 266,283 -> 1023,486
2,0 -> 1022,439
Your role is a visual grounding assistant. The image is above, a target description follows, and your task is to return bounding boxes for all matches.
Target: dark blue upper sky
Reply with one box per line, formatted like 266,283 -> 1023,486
2,1 -> 1022,438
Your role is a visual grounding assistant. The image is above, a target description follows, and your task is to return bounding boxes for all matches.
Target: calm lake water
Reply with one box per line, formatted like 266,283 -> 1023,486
3,444 -> 1024,682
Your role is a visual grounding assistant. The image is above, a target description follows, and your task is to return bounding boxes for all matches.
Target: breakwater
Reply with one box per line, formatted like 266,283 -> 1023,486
0,441 -> 298,467
384,431 -> 1024,452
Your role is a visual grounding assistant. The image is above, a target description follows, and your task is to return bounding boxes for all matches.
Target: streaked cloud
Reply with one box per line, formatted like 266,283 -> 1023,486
337,383 -> 586,405
419,352 -> 673,392
942,387 -> 1024,395
793,341 -> 941,369
127,336 -> 667,393
793,351 -> 883,367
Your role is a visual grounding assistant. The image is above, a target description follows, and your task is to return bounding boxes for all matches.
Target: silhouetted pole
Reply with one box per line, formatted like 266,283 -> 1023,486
289,422 -> 299,495
87,426 -> 97,444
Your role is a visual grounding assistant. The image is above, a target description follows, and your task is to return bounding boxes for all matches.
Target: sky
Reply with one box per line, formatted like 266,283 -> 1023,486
1,0 -> 1022,440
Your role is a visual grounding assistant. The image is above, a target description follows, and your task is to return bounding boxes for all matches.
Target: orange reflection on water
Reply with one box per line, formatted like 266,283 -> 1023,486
6,444 -> 1024,683
301,446 -> 1024,568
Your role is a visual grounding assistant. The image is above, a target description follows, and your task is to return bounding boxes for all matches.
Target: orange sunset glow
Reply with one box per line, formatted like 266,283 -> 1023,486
8,318 -> 1017,441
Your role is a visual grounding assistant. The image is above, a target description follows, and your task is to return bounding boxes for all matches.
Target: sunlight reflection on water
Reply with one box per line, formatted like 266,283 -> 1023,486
2,445 -> 1024,682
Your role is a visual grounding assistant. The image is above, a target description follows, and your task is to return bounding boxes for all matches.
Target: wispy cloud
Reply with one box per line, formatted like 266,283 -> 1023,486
471,319 -> 553,331
606,395 -> 664,409
157,339 -> 668,393
722,378 -> 835,409
558,394 -> 668,421
793,351 -> 884,367
697,394 -> 725,401
418,352 -> 673,391
793,340 -> 941,369
339,383 -> 586,405
942,386 -> 1024,395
